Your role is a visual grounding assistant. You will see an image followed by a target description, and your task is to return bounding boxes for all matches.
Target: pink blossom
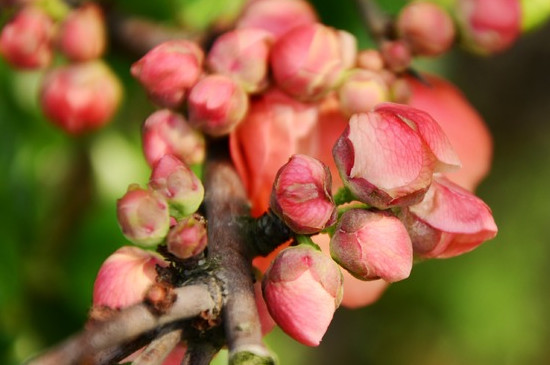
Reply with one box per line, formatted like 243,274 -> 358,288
330,209 -> 413,282
270,154 -> 336,234
333,102 -> 460,209
401,175 -> 497,258
263,245 -> 342,346
131,40 -> 204,108
166,214 -> 207,259
93,246 -> 167,309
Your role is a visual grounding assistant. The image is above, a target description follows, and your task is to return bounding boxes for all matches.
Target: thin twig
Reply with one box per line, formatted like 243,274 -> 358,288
354,0 -> 393,42
133,329 -> 183,365
182,341 -> 221,365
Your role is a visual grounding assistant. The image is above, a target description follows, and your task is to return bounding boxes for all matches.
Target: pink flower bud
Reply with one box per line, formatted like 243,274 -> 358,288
142,109 -> 205,167
330,209 -> 412,282
357,49 -> 384,71
207,28 -> 273,93
236,0 -> 318,40
456,0 -> 521,54
263,245 -> 343,346
131,40 -> 204,108
117,185 -> 171,246
270,154 -> 336,234
337,69 -> 389,116
0,7 -> 54,69
187,74 -> 249,137
166,214 -> 207,259
380,40 -> 412,73
396,2 -> 455,57
93,246 -> 168,309
149,154 -> 204,217
57,3 -> 106,62
229,88 -> 319,216
401,175 -> 497,259
40,61 -> 122,135
270,23 -> 357,101
406,74 -> 493,191
333,102 -> 461,209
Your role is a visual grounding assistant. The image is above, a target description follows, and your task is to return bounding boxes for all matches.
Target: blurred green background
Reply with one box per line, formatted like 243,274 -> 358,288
1,0 -> 550,364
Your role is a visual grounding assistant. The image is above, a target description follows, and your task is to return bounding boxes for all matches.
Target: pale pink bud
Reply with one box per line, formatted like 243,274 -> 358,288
93,246 -> 168,309
333,102 -> 460,209
187,74 -> 249,137
230,88 -> 319,217
407,74 -> 493,191
131,40 -> 204,108
0,7 -> 54,69
166,214 -> 207,259
40,61 -> 122,135
380,40 -> 412,73
270,23 -> 357,101
117,185 -> 171,246
57,3 -> 106,62
337,69 -> 389,116
207,28 -> 273,93
456,0 -> 521,54
401,175 -> 497,259
270,154 -> 337,234
396,2 -> 455,57
236,0 -> 318,40
149,154 -> 204,217
142,109 -> 205,167
330,209 -> 412,282
263,245 -> 343,346
357,49 -> 384,71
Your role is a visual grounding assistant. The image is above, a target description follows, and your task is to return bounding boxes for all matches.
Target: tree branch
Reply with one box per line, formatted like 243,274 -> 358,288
354,0 -> 393,42
133,329 -> 183,365
182,341 -> 221,365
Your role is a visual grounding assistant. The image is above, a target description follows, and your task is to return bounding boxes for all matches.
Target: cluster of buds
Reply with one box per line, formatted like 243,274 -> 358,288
0,2 -> 121,134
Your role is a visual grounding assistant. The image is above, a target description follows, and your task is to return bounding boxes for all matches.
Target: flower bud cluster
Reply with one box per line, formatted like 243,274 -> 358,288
0,2 -> 122,135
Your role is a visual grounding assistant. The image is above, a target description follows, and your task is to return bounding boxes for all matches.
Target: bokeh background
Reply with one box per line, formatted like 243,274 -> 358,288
1,1 -> 550,364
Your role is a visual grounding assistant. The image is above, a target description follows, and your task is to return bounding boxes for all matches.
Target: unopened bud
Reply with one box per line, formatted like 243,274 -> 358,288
187,74 -> 248,137
149,154 -> 204,217
456,0 -> 521,54
263,245 -> 343,346
117,185 -> 170,246
357,49 -> 384,71
0,7 -> 54,69
397,1 -> 455,57
337,69 -> 389,116
142,109 -> 205,167
330,209 -> 412,282
380,40 -> 412,73
333,103 -> 460,209
270,154 -> 337,234
236,0 -> 318,40
40,61 -> 122,134
57,3 -> 106,61
93,246 -> 168,309
166,214 -> 207,259
207,28 -> 273,93
270,23 -> 357,101
131,40 -> 204,108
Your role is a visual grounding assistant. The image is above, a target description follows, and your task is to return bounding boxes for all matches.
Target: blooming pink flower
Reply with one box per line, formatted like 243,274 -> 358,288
117,185 -> 170,246
406,74 -> 493,191
333,102 -> 461,209
330,209 -> 413,282
236,0 -> 318,41
0,7 -> 54,69
93,246 -> 167,309
149,154 -> 204,217
166,214 -> 207,259
401,175 -> 497,258
396,1 -> 455,57
263,245 -> 342,346
187,74 -> 249,137
456,0 -> 521,54
131,40 -> 204,108
142,109 -> 205,167
270,23 -> 357,101
207,28 -> 273,93
57,3 -> 106,61
40,61 -> 122,135
270,154 -> 337,234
